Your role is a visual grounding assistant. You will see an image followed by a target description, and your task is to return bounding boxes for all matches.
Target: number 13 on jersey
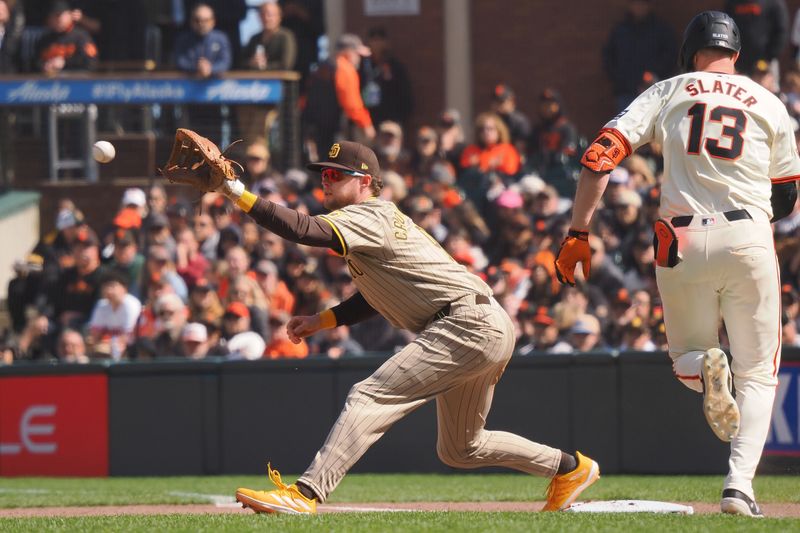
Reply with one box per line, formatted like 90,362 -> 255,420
686,103 -> 747,160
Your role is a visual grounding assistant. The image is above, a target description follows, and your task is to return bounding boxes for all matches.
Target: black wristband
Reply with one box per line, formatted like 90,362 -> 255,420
567,228 -> 589,240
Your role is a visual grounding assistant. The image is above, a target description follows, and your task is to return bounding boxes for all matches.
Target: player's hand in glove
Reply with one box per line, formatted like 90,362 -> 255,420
160,128 -> 243,194
554,228 -> 591,286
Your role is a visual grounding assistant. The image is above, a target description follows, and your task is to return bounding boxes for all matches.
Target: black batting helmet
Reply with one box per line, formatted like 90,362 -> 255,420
678,11 -> 741,72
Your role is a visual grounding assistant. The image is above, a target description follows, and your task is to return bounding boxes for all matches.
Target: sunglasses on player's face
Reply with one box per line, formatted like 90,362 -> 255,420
321,168 -> 367,183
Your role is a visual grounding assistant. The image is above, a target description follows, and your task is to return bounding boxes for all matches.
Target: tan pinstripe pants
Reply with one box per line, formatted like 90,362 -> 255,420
297,295 -> 562,502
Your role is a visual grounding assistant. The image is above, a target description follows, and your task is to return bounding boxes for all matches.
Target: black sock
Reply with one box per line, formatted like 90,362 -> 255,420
556,451 -> 578,475
295,481 -> 317,500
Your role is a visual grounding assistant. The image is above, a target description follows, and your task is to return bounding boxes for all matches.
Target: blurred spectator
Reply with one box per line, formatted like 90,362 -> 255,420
200,0 -> 247,63
603,0 -> 677,111
242,1 -> 296,70
56,328 -> 89,363
175,227 -> 209,289
311,325 -> 364,359
292,270 -> 329,316
380,170 -> 408,204
210,301 -> 259,357
108,228 -> 144,299
551,314 -> 603,353
490,84 -> 531,154
516,306 -> 559,355
181,322 -> 210,359
407,194 -> 447,243
726,0 -> 788,76
460,112 -> 521,177
142,185 -> 167,235
238,2 -> 296,146
226,274 -> 269,339
375,120 -> 411,174
144,213 -> 177,260
527,89 -> 579,196
618,317 -> 656,351
0,0 -> 24,73
586,234 -> 625,301
49,228 -> 106,329
86,271 -> 141,360
409,126 -> 440,178
167,199 -> 194,238
254,259 -> 295,317
144,293 -> 189,358
437,109 -> 467,170
36,0 -> 98,74
751,58 -> 778,93
193,212 -> 219,262
242,142 -> 276,190
174,3 -> 231,140
142,244 -> 188,302
362,27 -> 413,128
7,254 -> 45,334
73,0 -> 147,63
188,277 -> 224,326
264,311 -> 309,359
303,33 -> 374,159
218,245 -> 252,300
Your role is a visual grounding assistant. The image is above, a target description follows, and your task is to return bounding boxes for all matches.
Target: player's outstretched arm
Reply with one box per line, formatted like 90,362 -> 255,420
160,128 -> 344,253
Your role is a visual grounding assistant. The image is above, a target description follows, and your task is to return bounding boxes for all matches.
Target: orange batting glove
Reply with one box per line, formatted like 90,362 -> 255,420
554,229 -> 591,286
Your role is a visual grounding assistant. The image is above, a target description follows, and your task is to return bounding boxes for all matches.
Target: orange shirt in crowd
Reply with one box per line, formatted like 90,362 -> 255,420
268,280 -> 296,315
264,338 -> 309,359
460,143 -> 521,176
335,54 -> 372,129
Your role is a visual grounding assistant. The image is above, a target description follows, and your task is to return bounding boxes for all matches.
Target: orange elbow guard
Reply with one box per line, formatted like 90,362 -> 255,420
580,128 -> 631,173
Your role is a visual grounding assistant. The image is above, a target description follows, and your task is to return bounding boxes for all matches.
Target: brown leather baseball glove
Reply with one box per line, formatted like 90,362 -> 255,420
160,128 -> 243,193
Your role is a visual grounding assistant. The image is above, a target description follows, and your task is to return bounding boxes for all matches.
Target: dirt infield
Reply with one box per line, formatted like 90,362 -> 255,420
1,502 -> 799,518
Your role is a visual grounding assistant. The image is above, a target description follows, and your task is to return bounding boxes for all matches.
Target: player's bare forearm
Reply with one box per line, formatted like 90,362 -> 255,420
570,167 -> 610,231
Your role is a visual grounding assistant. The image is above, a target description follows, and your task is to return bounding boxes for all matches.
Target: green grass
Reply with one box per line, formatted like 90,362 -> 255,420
1,475 -> 799,532
0,474 -> 798,508
1,512 -> 799,533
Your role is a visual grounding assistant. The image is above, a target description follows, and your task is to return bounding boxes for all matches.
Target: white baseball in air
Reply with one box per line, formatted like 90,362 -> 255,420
92,141 -> 116,163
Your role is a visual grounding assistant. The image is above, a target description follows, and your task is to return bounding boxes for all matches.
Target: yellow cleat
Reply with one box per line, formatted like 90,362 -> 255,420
542,451 -> 600,511
236,463 -> 317,515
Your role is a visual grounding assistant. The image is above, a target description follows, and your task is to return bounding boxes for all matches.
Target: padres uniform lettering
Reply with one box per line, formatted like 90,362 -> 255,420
320,199 -> 488,333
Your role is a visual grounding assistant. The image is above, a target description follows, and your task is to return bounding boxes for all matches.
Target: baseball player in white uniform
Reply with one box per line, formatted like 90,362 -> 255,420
555,11 -> 800,517
165,138 -> 599,513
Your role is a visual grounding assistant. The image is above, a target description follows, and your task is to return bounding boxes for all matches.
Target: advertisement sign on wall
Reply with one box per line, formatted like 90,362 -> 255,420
765,362 -> 800,456
0,375 -> 108,476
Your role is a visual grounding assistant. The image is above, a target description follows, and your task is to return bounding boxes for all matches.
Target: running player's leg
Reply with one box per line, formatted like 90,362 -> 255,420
718,223 -> 781,501
657,260 -> 721,391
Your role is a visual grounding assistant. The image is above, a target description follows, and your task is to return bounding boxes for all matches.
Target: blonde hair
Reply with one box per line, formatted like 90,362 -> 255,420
228,274 -> 268,310
474,112 -> 510,144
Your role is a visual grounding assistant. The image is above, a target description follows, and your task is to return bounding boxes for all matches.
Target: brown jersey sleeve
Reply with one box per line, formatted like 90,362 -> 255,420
247,197 -> 344,254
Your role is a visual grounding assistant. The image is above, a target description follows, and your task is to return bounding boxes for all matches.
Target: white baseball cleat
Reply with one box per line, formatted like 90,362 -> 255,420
701,349 -> 740,442
721,489 -> 763,517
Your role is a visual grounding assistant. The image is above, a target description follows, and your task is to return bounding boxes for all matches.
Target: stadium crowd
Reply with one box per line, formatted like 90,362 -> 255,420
4,0 -> 800,363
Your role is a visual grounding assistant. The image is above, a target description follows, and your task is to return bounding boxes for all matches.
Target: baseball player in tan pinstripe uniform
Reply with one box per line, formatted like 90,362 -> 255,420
166,139 -> 599,513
